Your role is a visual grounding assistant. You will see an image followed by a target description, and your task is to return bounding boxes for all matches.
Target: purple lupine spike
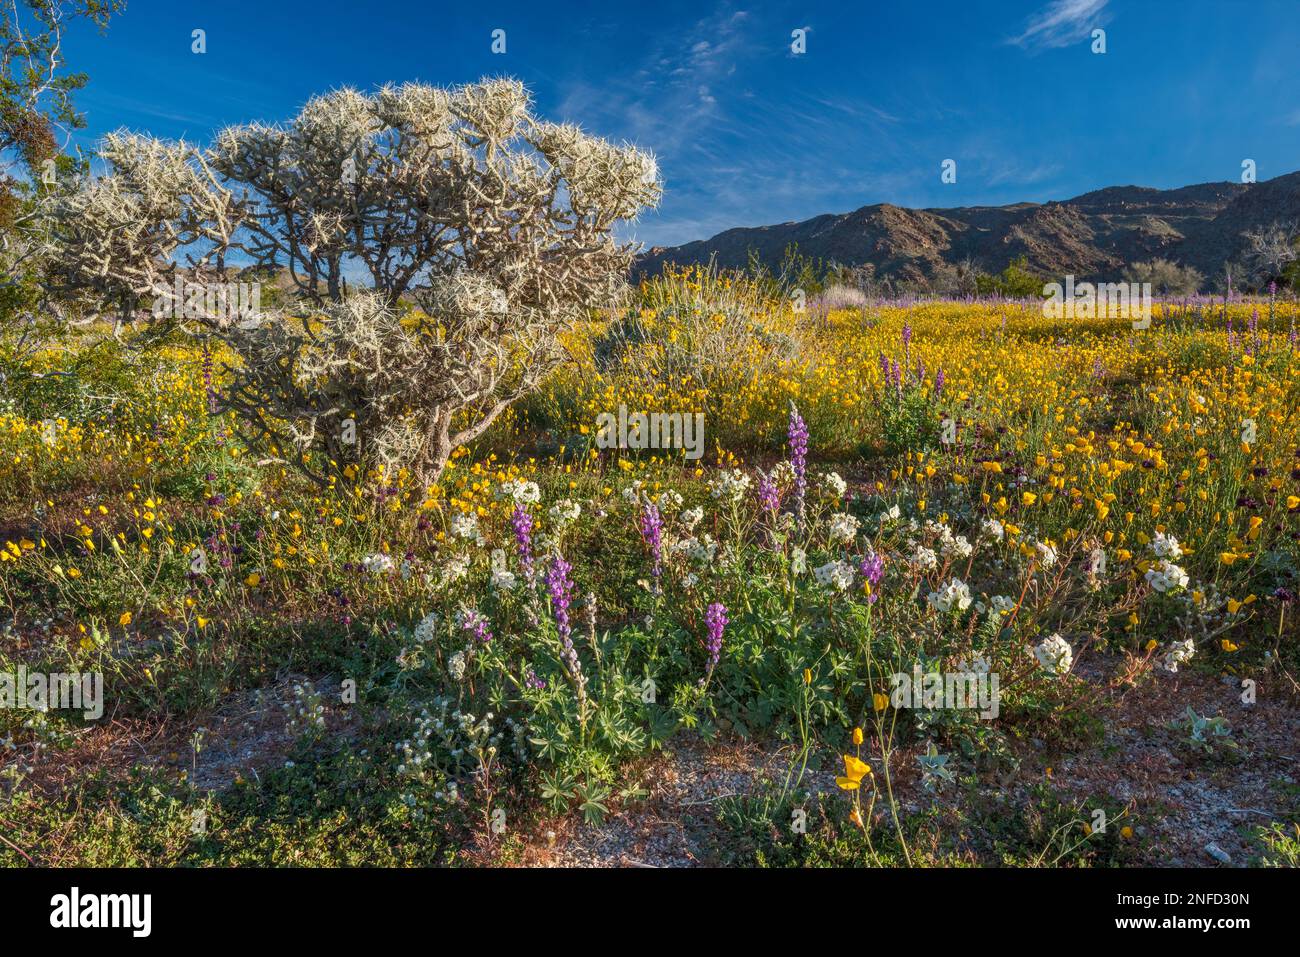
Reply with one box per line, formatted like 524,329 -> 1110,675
512,504 -> 534,584
460,608 -> 493,644
639,502 -> 664,584
858,551 -> 885,604
757,470 -> 780,513
788,402 -> 808,527
703,601 -> 728,681
545,551 -> 587,710
546,553 -> 574,643
934,367 -> 945,396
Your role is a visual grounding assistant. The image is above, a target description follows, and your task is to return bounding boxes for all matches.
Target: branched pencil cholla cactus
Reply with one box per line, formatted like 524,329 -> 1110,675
44,132 -> 241,322
46,78 -> 661,484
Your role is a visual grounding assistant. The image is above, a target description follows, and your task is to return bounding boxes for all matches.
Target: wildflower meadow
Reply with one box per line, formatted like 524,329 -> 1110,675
0,3 -> 1297,920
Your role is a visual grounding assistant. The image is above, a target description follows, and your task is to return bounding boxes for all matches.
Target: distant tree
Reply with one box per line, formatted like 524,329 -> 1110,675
1237,221 -> 1299,291
975,255 -> 1042,298
1122,258 -> 1203,296
930,256 -> 982,298
1,0 -> 123,361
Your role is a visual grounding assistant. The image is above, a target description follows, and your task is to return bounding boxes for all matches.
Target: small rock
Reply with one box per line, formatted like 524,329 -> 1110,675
1205,842 -> 1232,864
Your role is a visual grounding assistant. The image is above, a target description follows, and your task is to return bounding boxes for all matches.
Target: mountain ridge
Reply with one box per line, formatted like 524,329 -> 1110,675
637,172 -> 1300,284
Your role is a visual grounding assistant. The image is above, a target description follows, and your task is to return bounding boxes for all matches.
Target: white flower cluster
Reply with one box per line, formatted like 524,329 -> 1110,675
496,478 -> 540,505
1034,633 -> 1073,675
1145,559 -> 1189,593
710,468 -> 752,503
1151,532 -> 1183,559
656,489 -> 684,510
770,460 -> 796,488
814,559 -> 855,590
489,549 -> 517,590
286,681 -> 326,737
450,512 -> 482,543
362,552 -> 394,574
819,471 -> 848,499
673,534 -> 718,566
1162,637 -> 1196,673
447,650 -> 467,682
911,545 -> 938,571
441,553 -> 470,585
413,612 -> 440,644
927,577 -> 973,614
940,533 -> 973,560
989,594 -> 1017,616
827,512 -> 860,544
549,499 -> 582,524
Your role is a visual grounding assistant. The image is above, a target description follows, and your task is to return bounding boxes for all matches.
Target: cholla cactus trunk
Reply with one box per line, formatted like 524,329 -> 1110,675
788,402 -> 809,530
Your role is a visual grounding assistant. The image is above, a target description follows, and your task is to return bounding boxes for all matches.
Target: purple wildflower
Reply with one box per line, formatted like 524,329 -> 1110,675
703,601 -> 728,682
757,470 -> 780,513
858,552 -> 885,605
460,608 -> 493,644
511,504 -> 534,584
545,552 -> 587,710
788,402 -> 809,527
934,367 -> 945,397
639,502 -> 664,584
524,668 -> 546,691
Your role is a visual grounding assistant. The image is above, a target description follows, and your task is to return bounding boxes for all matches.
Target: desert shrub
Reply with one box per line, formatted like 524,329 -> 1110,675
593,264 -> 802,393
815,284 -> 869,311
1122,258 -> 1203,296
975,256 -> 1044,299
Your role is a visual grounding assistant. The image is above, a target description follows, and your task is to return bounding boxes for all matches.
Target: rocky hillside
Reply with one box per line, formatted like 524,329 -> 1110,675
637,172 -> 1300,283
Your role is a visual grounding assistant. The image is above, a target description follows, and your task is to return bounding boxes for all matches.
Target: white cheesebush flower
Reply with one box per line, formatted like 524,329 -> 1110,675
1034,633 -> 1073,675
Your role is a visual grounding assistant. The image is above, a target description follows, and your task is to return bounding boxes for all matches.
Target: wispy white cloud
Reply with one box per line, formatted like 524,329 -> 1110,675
1008,0 -> 1110,51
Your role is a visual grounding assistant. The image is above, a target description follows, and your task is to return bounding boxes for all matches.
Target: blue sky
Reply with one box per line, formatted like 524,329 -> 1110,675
60,0 -> 1300,248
